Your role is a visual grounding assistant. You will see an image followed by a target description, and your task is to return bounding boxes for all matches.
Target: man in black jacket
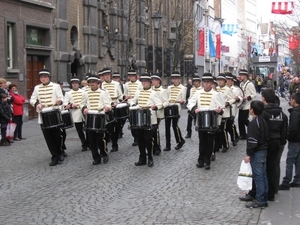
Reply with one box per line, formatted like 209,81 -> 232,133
279,92 -> 300,190
261,89 -> 288,200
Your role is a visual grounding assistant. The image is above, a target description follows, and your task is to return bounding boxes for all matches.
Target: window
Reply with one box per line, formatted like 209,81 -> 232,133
7,23 -> 13,69
70,26 -> 78,46
26,27 -> 46,46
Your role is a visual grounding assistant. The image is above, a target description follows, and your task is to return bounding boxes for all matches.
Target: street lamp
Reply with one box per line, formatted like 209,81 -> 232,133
152,12 -> 162,72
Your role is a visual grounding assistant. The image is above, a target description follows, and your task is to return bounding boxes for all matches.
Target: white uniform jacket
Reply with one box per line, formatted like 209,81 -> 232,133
167,84 -> 187,112
230,85 -> 244,117
64,89 -> 85,123
130,89 -> 163,125
152,85 -> 169,119
240,80 -> 257,110
80,88 -> 112,113
124,80 -> 143,105
30,82 -> 63,124
217,85 -> 235,118
187,88 -> 224,125
102,80 -> 123,103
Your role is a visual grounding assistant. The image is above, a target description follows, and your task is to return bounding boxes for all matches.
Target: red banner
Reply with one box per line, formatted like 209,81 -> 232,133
288,35 -> 300,50
216,34 -> 221,59
272,2 -> 294,14
198,28 -> 205,56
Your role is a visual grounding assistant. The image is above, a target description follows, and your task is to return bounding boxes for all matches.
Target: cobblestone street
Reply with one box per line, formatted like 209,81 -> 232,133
0,108 -> 267,225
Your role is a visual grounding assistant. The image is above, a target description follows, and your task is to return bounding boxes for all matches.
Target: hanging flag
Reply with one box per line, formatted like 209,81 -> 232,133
222,24 -> 239,36
288,35 -> 300,49
271,2 -> 294,14
198,28 -> 205,56
209,30 -> 216,57
215,24 -> 221,59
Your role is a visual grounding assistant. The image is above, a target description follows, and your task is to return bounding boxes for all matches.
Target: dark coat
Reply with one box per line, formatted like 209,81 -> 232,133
0,101 -> 12,125
287,105 -> 300,142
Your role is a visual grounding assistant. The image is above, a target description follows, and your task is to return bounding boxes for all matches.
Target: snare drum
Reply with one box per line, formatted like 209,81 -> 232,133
129,109 -> 151,129
61,110 -> 74,129
85,110 -> 106,133
114,103 -> 129,120
196,110 -> 218,131
41,108 -> 63,129
164,105 -> 179,118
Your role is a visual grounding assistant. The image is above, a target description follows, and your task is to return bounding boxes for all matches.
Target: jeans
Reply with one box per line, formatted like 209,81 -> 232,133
282,142 -> 300,185
250,149 -> 268,204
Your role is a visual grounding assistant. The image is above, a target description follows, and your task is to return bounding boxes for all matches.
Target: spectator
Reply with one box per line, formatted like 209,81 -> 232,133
9,84 -> 26,141
0,93 -> 13,146
278,92 -> 300,190
243,100 -> 269,208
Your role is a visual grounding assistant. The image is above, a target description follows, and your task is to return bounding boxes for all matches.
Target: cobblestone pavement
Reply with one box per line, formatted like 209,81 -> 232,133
0,108 -> 267,225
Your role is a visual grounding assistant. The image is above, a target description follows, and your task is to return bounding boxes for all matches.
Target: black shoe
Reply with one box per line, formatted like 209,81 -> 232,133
239,194 -> 253,202
135,161 -> 146,166
290,182 -> 300,187
8,140 -> 14,143
232,137 -> 240,146
59,155 -> 64,162
49,160 -> 59,166
185,134 -> 191,138
153,148 -> 161,156
103,155 -> 109,164
246,199 -> 267,209
163,147 -> 171,151
268,196 -> 275,201
148,160 -> 154,167
240,136 -> 247,140
196,162 -> 204,168
111,146 -> 118,152
175,140 -> 185,150
211,154 -> 216,161
92,160 -> 101,165
221,147 -> 229,153
62,150 -> 68,157
205,164 -> 210,170
82,146 -> 88,152
278,184 -> 290,190
132,142 -> 138,146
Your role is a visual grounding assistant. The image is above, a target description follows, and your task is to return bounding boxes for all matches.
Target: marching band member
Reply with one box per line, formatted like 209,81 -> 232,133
185,75 -> 202,138
151,72 -> 168,155
64,76 -> 88,151
112,71 -> 125,138
238,69 -> 257,139
124,69 -> 143,146
80,74 -> 112,165
187,73 -> 223,170
130,72 -> 163,167
216,73 -> 235,153
226,73 -> 244,146
101,67 -> 124,152
30,69 -> 64,166
164,71 -> 186,151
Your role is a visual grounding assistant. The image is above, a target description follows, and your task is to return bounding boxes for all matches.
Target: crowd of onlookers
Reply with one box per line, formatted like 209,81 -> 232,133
247,73 -> 300,101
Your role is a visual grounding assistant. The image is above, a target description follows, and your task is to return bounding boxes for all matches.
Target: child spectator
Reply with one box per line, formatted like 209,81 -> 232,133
243,100 -> 269,208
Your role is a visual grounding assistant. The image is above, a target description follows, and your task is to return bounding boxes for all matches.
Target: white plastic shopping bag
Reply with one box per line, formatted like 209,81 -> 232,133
237,160 -> 252,191
6,122 -> 16,140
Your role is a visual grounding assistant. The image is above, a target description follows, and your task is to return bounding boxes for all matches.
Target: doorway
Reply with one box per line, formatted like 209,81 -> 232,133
26,55 -> 45,119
